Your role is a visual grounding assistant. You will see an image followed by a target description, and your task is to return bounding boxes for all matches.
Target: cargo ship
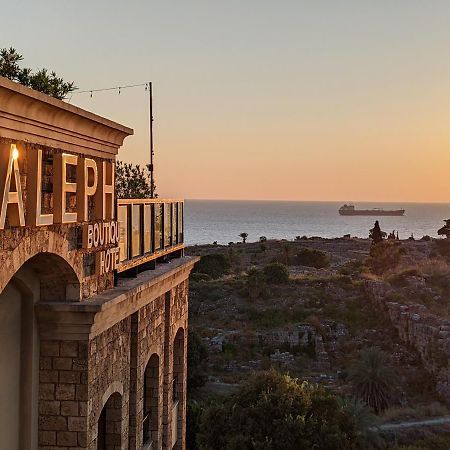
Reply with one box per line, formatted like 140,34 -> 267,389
339,204 -> 405,216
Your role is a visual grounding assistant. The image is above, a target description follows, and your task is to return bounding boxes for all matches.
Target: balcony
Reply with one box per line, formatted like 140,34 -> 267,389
116,198 -> 184,273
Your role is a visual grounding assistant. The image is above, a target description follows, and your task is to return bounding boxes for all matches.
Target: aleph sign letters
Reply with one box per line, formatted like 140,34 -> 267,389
0,143 -> 120,273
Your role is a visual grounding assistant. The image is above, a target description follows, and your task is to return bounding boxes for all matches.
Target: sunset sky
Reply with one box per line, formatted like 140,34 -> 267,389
4,1 -> 450,202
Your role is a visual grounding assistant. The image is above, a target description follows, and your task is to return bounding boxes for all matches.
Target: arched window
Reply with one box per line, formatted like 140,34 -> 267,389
97,392 -> 122,450
172,328 -> 185,449
143,354 -> 160,448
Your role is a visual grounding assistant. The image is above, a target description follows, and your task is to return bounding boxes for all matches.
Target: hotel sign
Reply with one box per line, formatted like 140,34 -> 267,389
1,143 -> 120,274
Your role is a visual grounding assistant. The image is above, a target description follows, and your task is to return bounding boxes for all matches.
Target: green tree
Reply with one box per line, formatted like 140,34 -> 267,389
239,232 -> 248,243
246,266 -> 267,300
263,262 -> 289,284
369,221 -> 384,244
188,330 -> 208,391
193,253 -> 230,279
0,47 -> 76,99
197,370 -> 359,450
349,347 -> 396,413
115,160 -> 157,199
296,248 -> 330,268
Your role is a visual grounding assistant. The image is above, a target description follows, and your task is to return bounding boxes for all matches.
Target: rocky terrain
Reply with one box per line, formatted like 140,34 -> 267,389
186,237 -> 450,448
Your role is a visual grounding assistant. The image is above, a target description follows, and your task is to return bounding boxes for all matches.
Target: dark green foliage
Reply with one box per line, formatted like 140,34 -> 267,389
368,241 -> 402,274
369,221 -> 384,244
239,232 -> 248,243
338,259 -> 364,276
197,370 -> 360,450
349,347 -> 396,413
115,160 -> 157,199
296,248 -> 330,268
0,47 -> 76,99
435,239 -> 450,259
187,400 -> 204,450
193,254 -> 230,279
259,236 -> 267,242
190,273 -> 212,283
263,262 -> 289,284
246,266 -> 267,299
338,397 -> 383,449
188,330 -> 208,391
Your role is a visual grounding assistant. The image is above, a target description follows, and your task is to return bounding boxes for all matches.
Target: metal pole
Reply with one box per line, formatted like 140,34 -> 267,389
149,81 -> 154,198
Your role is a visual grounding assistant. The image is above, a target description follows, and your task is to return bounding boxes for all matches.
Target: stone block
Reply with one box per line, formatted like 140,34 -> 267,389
54,357 -> 73,371
57,430 -> 78,446
40,383 -> 56,400
39,415 -> 67,431
41,341 -> 60,357
38,430 -> 57,446
60,341 -> 79,357
68,416 -> 86,432
61,401 -> 79,417
59,370 -> 81,384
39,400 -> 61,416
56,384 -> 76,401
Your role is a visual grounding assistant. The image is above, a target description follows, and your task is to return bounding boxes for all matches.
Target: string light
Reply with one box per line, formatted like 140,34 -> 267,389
68,82 -> 149,102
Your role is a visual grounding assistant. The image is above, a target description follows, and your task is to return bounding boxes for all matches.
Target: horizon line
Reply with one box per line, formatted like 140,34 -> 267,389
184,198 -> 450,204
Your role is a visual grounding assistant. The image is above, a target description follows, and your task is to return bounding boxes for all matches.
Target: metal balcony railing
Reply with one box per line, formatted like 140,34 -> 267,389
116,198 -> 184,273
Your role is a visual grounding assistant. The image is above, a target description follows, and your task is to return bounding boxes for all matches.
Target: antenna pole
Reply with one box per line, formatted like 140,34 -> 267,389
149,81 -> 155,198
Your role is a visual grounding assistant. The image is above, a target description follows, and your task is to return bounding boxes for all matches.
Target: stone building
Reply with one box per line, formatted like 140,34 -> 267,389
0,76 -> 197,450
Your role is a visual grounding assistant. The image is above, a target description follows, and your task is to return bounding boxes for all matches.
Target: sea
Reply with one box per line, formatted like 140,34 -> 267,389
184,200 -> 450,245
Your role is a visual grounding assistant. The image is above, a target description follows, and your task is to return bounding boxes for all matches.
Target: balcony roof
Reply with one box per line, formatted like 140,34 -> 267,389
0,76 -> 133,158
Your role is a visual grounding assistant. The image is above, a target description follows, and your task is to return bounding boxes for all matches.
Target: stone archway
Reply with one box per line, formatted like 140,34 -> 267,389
143,353 -> 160,448
0,228 -> 82,300
0,250 -> 80,449
172,327 -> 185,450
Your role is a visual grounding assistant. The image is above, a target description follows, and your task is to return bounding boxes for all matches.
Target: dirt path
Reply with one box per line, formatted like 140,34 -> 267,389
378,415 -> 450,430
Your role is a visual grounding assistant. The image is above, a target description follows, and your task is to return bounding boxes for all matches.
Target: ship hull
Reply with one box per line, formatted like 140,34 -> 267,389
339,210 -> 405,216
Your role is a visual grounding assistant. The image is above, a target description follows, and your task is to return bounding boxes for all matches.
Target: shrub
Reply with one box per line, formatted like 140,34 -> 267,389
246,266 -> 267,300
263,262 -> 289,284
193,253 -> 230,279
190,273 -> 212,283
338,259 -> 364,276
386,268 -> 421,287
368,241 -> 402,274
296,248 -> 330,268
197,370 -> 362,450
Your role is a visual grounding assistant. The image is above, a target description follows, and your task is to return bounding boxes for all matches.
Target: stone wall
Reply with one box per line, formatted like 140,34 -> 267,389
366,280 -> 450,400
38,340 -> 89,449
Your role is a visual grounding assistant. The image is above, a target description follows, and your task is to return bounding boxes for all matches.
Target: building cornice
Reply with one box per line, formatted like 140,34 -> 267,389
0,77 -> 133,158
36,256 -> 199,340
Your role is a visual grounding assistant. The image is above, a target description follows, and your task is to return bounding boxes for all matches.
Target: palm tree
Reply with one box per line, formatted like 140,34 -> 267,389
349,347 -> 396,414
239,232 -> 248,244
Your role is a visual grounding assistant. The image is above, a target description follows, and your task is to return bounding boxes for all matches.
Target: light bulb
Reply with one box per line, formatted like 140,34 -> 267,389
11,145 -> 19,160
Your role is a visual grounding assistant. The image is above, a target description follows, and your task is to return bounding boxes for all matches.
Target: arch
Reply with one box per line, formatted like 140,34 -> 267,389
172,327 -> 185,449
0,229 -> 81,300
142,353 -> 160,448
96,381 -> 124,425
97,391 -> 123,450
0,262 -> 41,449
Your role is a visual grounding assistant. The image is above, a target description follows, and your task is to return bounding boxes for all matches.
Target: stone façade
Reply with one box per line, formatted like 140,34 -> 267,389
0,76 -> 197,450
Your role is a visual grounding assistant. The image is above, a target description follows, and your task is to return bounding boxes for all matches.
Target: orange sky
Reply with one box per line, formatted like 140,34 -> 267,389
6,1 -> 450,202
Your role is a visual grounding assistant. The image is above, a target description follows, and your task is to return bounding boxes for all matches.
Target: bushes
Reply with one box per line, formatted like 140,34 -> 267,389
197,370 -> 363,450
193,253 -> 230,279
368,241 -> 403,274
296,248 -> 330,269
263,262 -> 289,284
